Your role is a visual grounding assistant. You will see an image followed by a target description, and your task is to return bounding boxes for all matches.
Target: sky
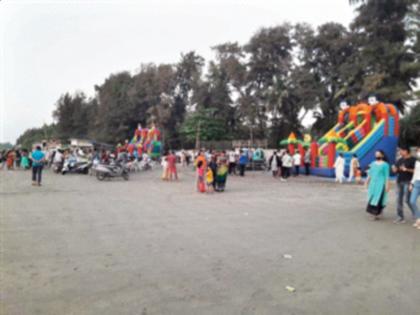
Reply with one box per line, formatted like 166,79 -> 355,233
0,0 -> 356,143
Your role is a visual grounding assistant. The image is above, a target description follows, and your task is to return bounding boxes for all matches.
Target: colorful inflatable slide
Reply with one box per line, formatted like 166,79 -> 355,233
281,98 -> 399,177
128,123 -> 162,159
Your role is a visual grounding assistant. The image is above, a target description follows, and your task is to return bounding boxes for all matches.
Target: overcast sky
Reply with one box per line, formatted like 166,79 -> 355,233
0,0 -> 356,143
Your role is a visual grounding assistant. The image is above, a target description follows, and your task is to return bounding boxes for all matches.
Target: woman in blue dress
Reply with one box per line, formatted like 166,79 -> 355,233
365,150 -> 391,220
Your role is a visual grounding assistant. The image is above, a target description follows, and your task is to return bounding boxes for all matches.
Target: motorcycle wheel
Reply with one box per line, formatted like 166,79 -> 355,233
96,172 -> 106,181
122,171 -> 129,181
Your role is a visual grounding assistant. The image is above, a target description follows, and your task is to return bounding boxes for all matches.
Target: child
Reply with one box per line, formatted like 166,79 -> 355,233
196,161 -> 205,192
161,156 -> 169,180
355,167 -> 363,185
206,166 -> 214,193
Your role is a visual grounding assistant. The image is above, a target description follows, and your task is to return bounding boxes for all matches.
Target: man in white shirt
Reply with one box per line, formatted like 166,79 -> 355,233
293,152 -> 301,176
281,151 -> 292,181
228,150 -> 237,175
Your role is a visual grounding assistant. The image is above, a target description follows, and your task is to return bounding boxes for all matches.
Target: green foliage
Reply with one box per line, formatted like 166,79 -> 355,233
16,124 -> 57,150
400,102 -> 420,146
180,108 -> 226,144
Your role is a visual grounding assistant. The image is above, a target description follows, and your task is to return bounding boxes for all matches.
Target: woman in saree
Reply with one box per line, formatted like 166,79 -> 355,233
365,150 -> 391,220
215,153 -> 228,192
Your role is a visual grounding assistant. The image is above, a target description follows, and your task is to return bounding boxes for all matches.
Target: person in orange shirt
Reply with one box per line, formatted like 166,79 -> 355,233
194,151 -> 207,171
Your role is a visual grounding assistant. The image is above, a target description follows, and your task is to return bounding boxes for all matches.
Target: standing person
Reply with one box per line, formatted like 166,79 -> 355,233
409,147 -> 420,229
228,149 -> 237,175
6,150 -> 15,170
304,149 -> 311,176
238,150 -> 248,177
365,150 -> 391,220
206,166 -> 214,193
0,150 -> 4,169
281,150 -> 292,181
195,151 -> 207,172
20,150 -> 30,170
208,156 -> 218,190
161,155 -> 169,180
268,151 -> 280,178
181,150 -> 187,167
355,167 -> 363,185
167,151 -> 178,181
334,153 -> 345,184
215,161 -> 229,192
293,151 -> 301,176
196,160 -> 206,193
392,147 -> 416,224
348,154 -> 360,182
15,150 -> 21,169
31,146 -> 45,186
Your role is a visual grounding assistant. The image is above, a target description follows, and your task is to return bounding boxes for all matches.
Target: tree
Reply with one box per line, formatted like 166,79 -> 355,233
16,124 -> 57,150
350,0 -> 420,111
180,108 -> 226,149
53,92 -> 94,141
400,102 -> 420,146
93,72 -> 133,143
295,22 -> 361,135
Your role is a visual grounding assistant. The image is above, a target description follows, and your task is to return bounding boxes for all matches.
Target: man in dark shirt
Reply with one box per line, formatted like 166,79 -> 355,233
392,147 -> 416,223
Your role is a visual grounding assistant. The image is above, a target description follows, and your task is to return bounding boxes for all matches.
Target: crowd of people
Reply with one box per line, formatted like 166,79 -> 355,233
267,150 -> 311,181
2,143 -> 420,230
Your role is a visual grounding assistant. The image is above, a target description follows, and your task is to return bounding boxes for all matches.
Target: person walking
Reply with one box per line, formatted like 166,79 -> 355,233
268,151 -> 281,178
365,150 -> 391,220
31,146 -> 45,186
281,150 -> 292,181
334,153 -> 345,184
409,147 -> 420,230
392,147 -> 416,224
348,154 -> 360,182
304,149 -> 311,176
238,150 -> 248,177
293,151 -> 301,176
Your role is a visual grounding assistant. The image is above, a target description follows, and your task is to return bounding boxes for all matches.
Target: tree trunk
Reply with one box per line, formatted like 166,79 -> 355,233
195,121 -> 201,150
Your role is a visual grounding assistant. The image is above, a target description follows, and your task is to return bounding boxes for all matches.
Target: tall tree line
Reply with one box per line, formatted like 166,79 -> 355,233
17,0 -> 420,149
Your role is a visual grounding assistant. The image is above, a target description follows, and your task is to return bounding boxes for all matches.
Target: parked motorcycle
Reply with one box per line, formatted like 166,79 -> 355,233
62,158 -> 91,175
95,161 -> 129,181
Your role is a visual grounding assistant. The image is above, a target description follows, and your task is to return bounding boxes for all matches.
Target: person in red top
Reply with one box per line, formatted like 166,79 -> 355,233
167,151 -> 178,180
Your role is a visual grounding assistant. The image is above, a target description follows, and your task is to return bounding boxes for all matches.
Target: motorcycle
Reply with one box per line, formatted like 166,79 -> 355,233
62,158 -> 91,175
95,161 -> 129,181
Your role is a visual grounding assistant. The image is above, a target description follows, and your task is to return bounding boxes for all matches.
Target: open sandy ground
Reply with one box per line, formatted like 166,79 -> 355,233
1,167 -> 419,315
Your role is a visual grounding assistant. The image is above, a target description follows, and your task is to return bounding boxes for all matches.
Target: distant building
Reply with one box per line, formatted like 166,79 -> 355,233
69,138 -> 93,149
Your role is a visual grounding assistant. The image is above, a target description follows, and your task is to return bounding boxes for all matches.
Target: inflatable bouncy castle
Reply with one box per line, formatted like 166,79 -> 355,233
128,123 -> 162,159
281,96 -> 399,177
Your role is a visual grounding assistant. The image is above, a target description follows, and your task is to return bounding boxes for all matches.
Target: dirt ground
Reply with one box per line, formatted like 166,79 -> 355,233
1,167 -> 419,315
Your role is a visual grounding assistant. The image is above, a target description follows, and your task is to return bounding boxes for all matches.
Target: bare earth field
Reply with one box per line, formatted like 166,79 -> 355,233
1,167 -> 419,315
